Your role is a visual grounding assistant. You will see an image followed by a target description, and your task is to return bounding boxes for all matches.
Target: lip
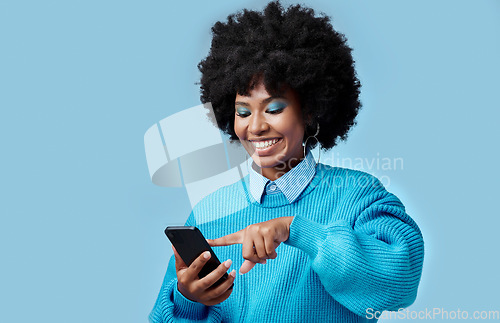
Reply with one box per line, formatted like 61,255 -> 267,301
248,137 -> 281,142
247,138 -> 283,156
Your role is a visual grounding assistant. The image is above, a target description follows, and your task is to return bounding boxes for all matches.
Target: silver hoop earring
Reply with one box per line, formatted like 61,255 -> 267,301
303,123 -> 320,166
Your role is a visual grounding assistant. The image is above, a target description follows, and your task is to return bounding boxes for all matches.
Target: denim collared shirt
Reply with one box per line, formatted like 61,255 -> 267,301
248,149 -> 317,204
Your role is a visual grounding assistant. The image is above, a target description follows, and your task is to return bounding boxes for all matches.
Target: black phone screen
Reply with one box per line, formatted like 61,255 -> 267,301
165,226 -> 230,288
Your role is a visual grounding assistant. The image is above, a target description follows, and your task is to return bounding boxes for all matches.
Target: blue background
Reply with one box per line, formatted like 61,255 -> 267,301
1,0 -> 499,322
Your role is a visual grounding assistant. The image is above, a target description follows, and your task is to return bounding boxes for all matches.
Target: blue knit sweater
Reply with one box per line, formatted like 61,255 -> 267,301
149,164 -> 424,322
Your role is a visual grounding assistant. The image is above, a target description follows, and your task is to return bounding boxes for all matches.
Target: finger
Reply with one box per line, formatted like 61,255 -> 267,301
196,259 -> 232,291
209,230 -> 244,246
184,251 -> 212,281
239,259 -> 257,275
206,269 -> 236,299
203,283 -> 234,306
253,236 -> 268,260
242,232 -> 260,263
172,245 -> 188,271
264,235 -> 278,259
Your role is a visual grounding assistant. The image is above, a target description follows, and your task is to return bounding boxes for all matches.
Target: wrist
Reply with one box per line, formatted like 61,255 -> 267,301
173,281 -> 207,316
284,216 -> 294,238
177,282 -> 197,303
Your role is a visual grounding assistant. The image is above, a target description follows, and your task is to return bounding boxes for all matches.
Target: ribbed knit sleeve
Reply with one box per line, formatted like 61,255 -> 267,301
284,174 -> 424,317
148,212 -> 223,323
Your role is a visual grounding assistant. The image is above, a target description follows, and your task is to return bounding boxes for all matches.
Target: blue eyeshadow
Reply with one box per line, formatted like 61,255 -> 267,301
268,102 -> 287,112
236,107 -> 250,115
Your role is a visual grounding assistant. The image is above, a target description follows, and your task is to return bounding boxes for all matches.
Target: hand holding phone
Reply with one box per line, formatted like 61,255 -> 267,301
166,226 -> 236,306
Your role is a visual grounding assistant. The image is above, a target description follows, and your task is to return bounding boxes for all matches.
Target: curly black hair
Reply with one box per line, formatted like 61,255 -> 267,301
197,0 -> 362,150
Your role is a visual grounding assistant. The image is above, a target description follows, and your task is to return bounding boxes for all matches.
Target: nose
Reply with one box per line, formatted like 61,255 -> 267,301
248,112 -> 270,135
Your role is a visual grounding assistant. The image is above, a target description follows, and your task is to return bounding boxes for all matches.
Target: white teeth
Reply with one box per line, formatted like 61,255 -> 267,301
252,139 -> 280,149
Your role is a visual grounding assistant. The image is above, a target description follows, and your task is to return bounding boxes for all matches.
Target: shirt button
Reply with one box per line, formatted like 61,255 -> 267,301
269,184 -> 277,191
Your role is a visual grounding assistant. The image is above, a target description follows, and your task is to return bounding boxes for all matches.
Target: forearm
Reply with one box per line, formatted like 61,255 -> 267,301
284,205 -> 424,316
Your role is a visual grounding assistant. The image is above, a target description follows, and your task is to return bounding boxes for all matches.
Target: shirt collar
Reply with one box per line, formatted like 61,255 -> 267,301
248,148 -> 316,204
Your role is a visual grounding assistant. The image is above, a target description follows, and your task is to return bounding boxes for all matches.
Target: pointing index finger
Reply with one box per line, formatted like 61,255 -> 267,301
208,230 -> 244,246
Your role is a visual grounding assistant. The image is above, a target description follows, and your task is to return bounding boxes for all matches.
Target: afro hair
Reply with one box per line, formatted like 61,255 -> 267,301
197,0 -> 362,150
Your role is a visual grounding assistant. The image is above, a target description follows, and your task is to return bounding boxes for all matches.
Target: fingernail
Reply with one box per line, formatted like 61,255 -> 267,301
203,251 -> 211,259
229,269 -> 236,278
224,259 -> 232,268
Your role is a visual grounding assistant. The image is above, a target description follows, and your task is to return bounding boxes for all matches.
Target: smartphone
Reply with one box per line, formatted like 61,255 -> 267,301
165,226 -> 232,288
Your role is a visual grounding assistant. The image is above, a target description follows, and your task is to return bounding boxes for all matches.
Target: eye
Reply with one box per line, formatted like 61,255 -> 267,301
266,101 -> 287,114
236,106 -> 251,118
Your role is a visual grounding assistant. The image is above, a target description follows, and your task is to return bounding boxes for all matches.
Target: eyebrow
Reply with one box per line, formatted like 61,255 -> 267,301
235,96 -> 286,107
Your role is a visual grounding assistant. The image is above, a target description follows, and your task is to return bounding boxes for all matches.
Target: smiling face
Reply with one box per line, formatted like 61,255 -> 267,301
234,81 -> 306,180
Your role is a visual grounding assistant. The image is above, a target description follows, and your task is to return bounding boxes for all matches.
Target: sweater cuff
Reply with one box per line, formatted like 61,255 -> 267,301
284,215 -> 328,258
173,282 -> 208,318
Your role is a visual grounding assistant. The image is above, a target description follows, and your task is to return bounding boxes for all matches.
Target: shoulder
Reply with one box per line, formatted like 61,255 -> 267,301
315,163 -> 404,205
191,176 -> 250,225
314,165 -> 409,220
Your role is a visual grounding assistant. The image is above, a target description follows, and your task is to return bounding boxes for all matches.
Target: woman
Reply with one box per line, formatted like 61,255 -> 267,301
150,1 -> 424,322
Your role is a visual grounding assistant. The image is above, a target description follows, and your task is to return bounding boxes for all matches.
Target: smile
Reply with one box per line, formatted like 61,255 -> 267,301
249,138 -> 282,150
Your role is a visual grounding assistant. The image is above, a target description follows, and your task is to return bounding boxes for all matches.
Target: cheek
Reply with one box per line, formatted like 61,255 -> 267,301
290,128 -> 305,146
290,115 -> 305,143
277,118 -> 304,143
